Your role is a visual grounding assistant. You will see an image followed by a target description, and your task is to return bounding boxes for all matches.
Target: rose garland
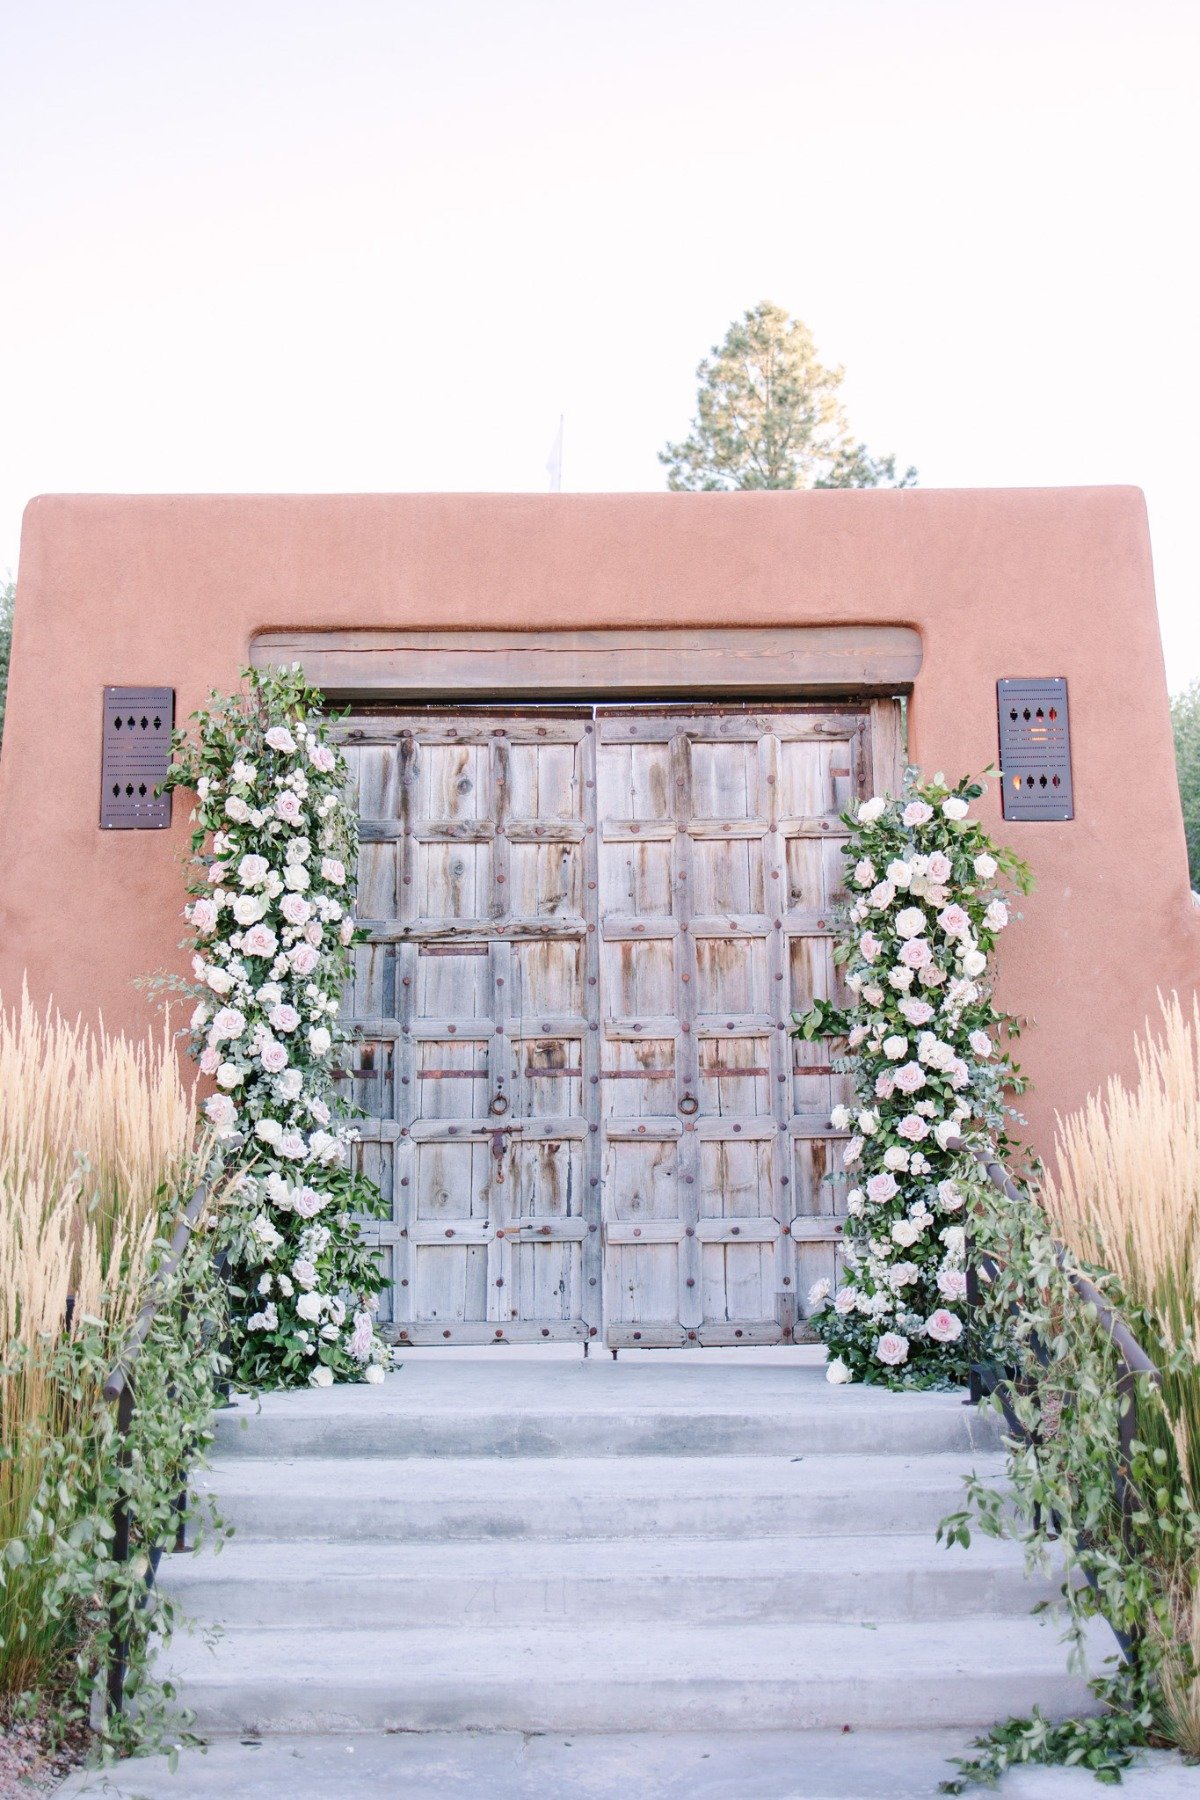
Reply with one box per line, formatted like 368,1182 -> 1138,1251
794,770 -> 1031,1389
165,664 -> 390,1389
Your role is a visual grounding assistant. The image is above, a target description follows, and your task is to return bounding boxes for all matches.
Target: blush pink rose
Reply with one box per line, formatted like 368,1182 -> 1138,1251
926,852 -> 952,883
308,742 -> 336,773
275,792 -> 303,823
937,904 -> 972,940
189,897 -> 218,933
269,1004 -> 300,1034
865,1172 -> 898,1204
969,1030 -> 993,1058
260,1040 -> 289,1074
876,1332 -> 909,1366
281,893 -> 312,926
289,944 -> 320,975
199,1046 -> 220,1075
893,1061 -> 926,1094
899,938 -> 932,970
321,857 -> 346,885
899,997 -> 935,1026
901,801 -> 933,827
242,923 -> 279,959
859,931 -> 882,963
926,1308 -> 963,1343
897,1113 -> 929,1141
874,1071 -> 895,1099
938,1269 -> 968,1302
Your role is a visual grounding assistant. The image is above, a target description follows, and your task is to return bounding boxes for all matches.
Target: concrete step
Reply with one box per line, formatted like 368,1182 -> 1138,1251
157,1615 -> 1112,1734
194,1451 -> 1002,1543
214,1364 -> 1000,1460
162,1531 -> 1054,1627
59,1731 -> 1196,1800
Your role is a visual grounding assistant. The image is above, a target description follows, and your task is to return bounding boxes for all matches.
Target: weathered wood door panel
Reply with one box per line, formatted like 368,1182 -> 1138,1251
337,714 -> 600,1345
336,700 -> 901,1347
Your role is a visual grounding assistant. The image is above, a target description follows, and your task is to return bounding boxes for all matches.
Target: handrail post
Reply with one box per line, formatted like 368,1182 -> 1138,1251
106,1380 -> 135,1722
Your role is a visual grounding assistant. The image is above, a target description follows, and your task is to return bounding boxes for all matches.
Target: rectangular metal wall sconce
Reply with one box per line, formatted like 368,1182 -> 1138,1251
100,687 -> 175,829
997,677 -> 1073,821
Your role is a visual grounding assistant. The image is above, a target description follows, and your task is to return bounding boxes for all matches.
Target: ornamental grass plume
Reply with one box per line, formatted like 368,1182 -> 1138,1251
0,988 -> 198,1704
1044,991 -> 1200,1755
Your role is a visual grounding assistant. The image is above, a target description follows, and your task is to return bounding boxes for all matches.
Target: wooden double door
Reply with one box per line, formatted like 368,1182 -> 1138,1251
336,701 -> 901,1350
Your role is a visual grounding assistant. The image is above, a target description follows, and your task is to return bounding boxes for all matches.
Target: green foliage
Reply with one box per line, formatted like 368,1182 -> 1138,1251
1170,681 -> 1200,891
660,302 -> 918,492
0,1194 -> 230,1760
164,663 -> 389,1389
936,1165 -> 1200,1787
0,576 -> 13,754
793,769 -> 1031,1390
939,1673 -> 1156,1791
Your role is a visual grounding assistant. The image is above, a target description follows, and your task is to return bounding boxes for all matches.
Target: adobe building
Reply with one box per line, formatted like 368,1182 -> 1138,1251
1,488 -> 1195,1346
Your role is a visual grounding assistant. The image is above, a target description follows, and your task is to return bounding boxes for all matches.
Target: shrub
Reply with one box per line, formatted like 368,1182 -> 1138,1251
0,993 -> 226,1757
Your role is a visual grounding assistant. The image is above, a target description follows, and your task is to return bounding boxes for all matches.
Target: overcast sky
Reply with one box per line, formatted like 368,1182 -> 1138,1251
3,0 -> 1197,682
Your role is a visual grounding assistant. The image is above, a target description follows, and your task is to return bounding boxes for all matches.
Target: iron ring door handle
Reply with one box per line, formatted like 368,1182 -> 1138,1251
679,1094 -> 699,1116
490,1093 -> 509,1115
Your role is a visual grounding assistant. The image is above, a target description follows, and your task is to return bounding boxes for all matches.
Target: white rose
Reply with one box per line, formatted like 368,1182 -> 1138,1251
309,1026 -> 332,1057
216,1062 -> 244,1089
285,864 -> 311,891
894,907 -> 926,940
296,1292 -> 325,1322
825,1358 -> 852,1385
309,1365 -> 334,1388
942,797 -> 969,820
973,853 -> 998,880
232,894 -> 266,926
807,1279 -> 831,1309
891,1218 -> 921,1247
934,1120 -> 960,1152
830,1104 -> 851,1130
266,726 -> 297,754
883,1035 -> 908,1060
857,1109 -> 879,1136
364,1364 -> 386,1385
224,796 -> 251,823
857,797 -> 886,824
885,859 -> 912,888
962,949 -> 987,978
882,1146 -> 910,1172
255,1118 -> 284,1146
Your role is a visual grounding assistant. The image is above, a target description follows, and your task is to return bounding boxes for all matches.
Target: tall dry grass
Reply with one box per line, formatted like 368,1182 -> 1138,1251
0,989 -> 198,1700
1044,991 -> 1200,1753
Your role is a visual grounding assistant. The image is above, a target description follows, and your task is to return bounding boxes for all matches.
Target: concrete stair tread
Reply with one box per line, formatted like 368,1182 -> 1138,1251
163,1614 -> 1110,1678
162,1530 -> 1056,1625
157,1615 -> 1113,1733
166,1530 -> 1036,1586
197,1450 -> 1002,1501
226,1361 -> 974,1414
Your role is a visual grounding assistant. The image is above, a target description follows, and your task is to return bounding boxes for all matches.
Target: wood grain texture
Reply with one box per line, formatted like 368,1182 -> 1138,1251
254,626 -> 921,699
335,702 -> 897,1347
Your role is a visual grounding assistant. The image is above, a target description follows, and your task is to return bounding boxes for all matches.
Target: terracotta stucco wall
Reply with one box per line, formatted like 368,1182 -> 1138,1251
0,488 -> 1194,1159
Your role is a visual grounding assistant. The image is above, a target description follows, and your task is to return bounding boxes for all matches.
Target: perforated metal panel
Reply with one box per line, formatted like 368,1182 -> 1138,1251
997,678 -> 1073,821
100,688 -> 174,829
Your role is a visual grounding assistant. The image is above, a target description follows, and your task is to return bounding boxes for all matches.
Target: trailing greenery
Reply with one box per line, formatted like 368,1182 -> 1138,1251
935,1000 -> 1200,1787
165,663 -> 389,1389
794,769 -> 1031,1389
660,301 -> 918,491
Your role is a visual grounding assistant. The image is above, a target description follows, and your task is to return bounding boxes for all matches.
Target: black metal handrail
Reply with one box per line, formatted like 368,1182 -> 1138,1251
951,1137 -> 1162,1656
101,1180 -> 211,1721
